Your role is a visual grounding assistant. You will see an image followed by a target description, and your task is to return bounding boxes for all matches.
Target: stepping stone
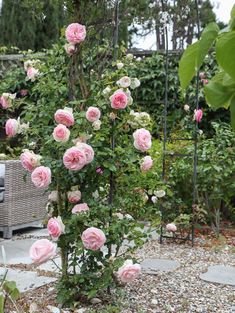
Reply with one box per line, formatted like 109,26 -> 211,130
0,267 -> 57,292
200,265 -> 235,286
141,258 -> 180,274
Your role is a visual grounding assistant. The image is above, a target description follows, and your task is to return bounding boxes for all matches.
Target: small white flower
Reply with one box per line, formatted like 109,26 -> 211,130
130,78 -> 141,89
136,57 -> 142,62
102,86 -> 111,95
126,53 -> 134,60
154,190 -> 166,198
117,76 -> 131,88
148,3 -> 155,8
115,212 -> 124,219
151,196 -> 157,203
92,120 -> 101,130
198,129 -> 203,136
184,104 -> 190,112
117,62 -> 124,69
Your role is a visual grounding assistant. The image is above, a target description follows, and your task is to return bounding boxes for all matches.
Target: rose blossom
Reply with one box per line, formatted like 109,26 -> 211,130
117,260 -> 141,283
151,196 -> 157,203
76,142 -> 94,164
72,203 -> 89,214
96,167 -> 104,174
20,89 -> 28,97
194,109 -> 203,123
133,128 -> 152,152
81,227 -> 106,251
166,223 -> 177,232
31,166 -> 51,188
67,190 -> 82,203
63,146 -> 87,170
110,91 -> 128,109
64,43 -> 76,56
29,239 -> 57,264
85,106 -> 101,122
27,67 -> 39,82
184,104 -> 190,111
65,23 -> 86,44
92,120 -> 101,130
48,190 -> 59,203
53,124 -> 70,143
117,62 -> 124,69
130,78 -> 141,89
20,150 -> 41,172
117,76 -> 131,88
0,93 -> 15,109
140,156 -> 153,172
47,216 -> 65,239
199,72 -> 205,79
54,108 -> 74,127
201,79 -> 209,85
5,118 -> 20,137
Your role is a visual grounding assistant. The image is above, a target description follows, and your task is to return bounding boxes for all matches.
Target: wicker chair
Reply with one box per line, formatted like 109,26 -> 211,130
0,160 -> 48,239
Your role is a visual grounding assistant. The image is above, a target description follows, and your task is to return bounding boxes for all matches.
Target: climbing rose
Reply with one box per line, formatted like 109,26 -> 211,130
53,124 -> 70,143
63,146 -> 87,170
140,156 -> 153,172
67,190 -> 82,203
81,227 -> 106,251
65,23 -> 86,44
110,91 -> 128,109
117,76 -> 131,88
27,67 -> 39,82
72,203 -> 89,214
133,128 -> 152,152
48,190 -> 59,203
117,260 -> 141,283
20,150 -> 41,172
194,109 -> 203,123
64,43 -> 76,56
54,108 -> 74,127
86,106 -> 101,122
166,223 -> 177,232
31,166 -> 51,188
5,118 -> 20,137
92,120 -> 101,130
0,93 -> 16,109
47,216 -> 65,239
76,142 -> 94,164
29,239 -> 57,264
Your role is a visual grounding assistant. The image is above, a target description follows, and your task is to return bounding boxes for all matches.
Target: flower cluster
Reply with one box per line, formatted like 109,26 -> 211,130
64,22 -> 86,56
0,92 -> 16,109
24,59 -> 40,82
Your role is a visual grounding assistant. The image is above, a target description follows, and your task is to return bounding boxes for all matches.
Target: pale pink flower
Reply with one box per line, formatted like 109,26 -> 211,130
117,260 -> 141,283
96,167 -> 104,174
86,106 -> 101,122
63,146 -> 87,170
166,223 -> 177,232
54,108 -> 74,127
76,142 -> 94,164
117,76 -> 131,88
29,239 -> 57,264
133,128 -> 152,152
67,190 -> 82,203
53,124 -> 70,143
27,67 -> 39,82
194,109 -> 203,123
110,91 -> 128,110
48,191 -> 59,203
140,156 -> 153,172
199,72 -> 205,79
65,23 -> 86,44
5,118 -> 20,137
20,150 -> 41,172
64,43 -> 76,56
31,166 -> 51,188
20,89 -> 28,97
201,79 -> 209,85
81,227 -> 106,251
47,216 -> 65,239
0,93 -> 15,109
72,203 -> 89,214
92,120 -> 101,130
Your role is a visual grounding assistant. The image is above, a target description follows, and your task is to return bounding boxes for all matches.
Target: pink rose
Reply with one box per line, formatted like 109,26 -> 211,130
65,23 -> 86,44
86,106 -> 101,122
54,108 -> 74,127
31,166 -> 51,188
76,142 -> 94,164
64,43 -> 76,56
96,167 -> 104,174
20,150 -> 41,172
81,227 -> 106,251
110,91 -> 128,110
47,216 -> 65,239
53,124 -> 70,143
0,95 -> 10,109
29,239 -> 57,264
27,67 -> 39,82
140,156 -> 153,172
201,79 -> 209,85
117,260 -> 141,283
48,191 -> 59,203
5,118 -> 20,137
63,146 -> 87,170
166,223 -> 177,232
72,203 -> 89,214
133,128 -> 152,152
20,89 -> 28,97
194,109 -> 203,123
67,190 -> 81,203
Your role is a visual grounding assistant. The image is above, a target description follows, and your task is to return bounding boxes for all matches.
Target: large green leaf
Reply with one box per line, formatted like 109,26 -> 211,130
179,23 -> 219,90
230,95 -> 235,130
216,32 -> 235,80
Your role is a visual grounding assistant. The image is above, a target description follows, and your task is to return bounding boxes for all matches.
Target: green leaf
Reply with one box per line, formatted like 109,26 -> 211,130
230,95 -> 235,130
216,32 -> 235,80
204,80 -> 233,109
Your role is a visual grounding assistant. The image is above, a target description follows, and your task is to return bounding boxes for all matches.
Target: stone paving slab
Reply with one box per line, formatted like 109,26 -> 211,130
200,265 -> 235,286
141,258 -> 181,274
0,267 -> 57,292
